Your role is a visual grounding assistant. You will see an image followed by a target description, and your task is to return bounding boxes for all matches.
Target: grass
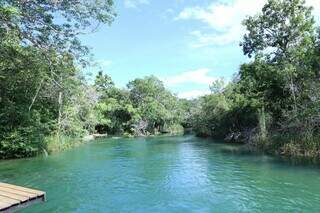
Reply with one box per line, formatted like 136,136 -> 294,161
253,133 -> 320,161
45,135 -> 86,154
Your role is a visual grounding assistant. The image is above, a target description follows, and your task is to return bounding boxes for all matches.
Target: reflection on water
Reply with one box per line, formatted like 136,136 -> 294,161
0,135 -> 319,212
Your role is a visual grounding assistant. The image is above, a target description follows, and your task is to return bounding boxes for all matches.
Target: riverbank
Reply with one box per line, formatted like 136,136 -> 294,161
45,136 -> 87,154
26,130 -> 186,159
200,130 -> 320,164
255,135 -> 320,162
221,132 -> 320,164
44,129 -> 320,164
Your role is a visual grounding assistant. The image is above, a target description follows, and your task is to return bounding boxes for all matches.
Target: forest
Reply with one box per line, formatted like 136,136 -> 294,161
191,0 -> 320,159
1,0 -> 320,160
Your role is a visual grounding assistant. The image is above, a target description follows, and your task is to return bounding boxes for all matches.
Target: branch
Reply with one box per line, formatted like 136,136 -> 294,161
28,78 -> 44,112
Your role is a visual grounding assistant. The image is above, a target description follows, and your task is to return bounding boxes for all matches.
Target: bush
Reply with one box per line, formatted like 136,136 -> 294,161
45,136 -> 84,154
0,127 -> 45,159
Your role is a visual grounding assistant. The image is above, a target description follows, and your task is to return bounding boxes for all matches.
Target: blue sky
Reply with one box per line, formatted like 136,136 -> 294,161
80,0 -> 320,99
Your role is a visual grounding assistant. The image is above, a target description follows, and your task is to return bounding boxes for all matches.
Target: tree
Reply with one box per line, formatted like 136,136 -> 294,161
127,76 -> 183,134
0,0 -> 116,59
93,75 -> 186,136
241,0 -> 315,61
0,1 -> 116,158
94,71 -> 115,92
240,0 -> 317,128
95,79 -> 140,135
210,78 -> 225,94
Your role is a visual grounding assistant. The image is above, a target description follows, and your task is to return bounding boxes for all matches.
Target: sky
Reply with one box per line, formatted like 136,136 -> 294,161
80,0 -> 320,99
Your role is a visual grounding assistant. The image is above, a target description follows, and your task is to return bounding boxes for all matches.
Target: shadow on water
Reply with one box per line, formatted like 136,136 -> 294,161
184,135 -> 320,169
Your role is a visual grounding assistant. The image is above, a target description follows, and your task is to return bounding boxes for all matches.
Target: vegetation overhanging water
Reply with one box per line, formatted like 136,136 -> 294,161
2,0 -> 320,211
2,0 -> 320,160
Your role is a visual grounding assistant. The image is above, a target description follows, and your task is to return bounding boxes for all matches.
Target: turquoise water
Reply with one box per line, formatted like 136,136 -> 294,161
0,136 -> 320,212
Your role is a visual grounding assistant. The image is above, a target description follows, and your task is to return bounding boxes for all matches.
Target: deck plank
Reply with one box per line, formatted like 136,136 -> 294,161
0,201 -> 12,210
0,190 -> 29,202
0,183 -> 44,196
0,182 -> 45,212
0,195 -> 20,205
0,186 -> 38,198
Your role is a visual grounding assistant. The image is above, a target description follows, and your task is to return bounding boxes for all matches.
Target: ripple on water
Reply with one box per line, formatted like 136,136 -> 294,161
0,136 -> 320,212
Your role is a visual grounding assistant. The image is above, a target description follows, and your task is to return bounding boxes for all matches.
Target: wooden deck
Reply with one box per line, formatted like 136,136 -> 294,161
0,182 -> 45,212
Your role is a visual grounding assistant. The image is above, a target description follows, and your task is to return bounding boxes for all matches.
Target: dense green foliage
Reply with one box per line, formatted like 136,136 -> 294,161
3,0 -> 320,161
95,73 -> 185,136
0,0 -> 115,159
0,0 -> 187,159
192,0 -> 320,158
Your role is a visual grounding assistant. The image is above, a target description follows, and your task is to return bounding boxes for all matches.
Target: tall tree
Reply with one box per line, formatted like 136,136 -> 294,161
0,0 -> 116,158
241,0 -> 315,61
0,0 -> 116,58
240,0 -> 317,122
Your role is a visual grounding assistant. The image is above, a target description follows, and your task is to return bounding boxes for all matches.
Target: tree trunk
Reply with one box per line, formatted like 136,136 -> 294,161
57,91 -> 63,143
258,106 -> 267,140
28,79 -> 44,112
290,75 -> 298,114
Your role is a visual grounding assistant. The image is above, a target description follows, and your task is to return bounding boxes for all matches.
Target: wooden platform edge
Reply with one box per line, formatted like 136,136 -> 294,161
0,183 -> 46,212
1,194 -> 45,213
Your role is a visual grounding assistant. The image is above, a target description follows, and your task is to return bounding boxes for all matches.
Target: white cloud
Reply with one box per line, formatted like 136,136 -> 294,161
178,89 -> 211,99
95,59 -> 112,68
163,68 -> 219,86
176,0 -> 320,47
124,0 -> 149,9
162,68 -> 230,99
190,28 -> 242,47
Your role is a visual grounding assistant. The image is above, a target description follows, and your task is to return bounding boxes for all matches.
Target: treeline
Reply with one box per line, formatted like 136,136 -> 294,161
0,1 -> 190,159
191,0 -> 320,158
0,0 -> 117,158
3,0 -> 320,160
94,73 -> 187,136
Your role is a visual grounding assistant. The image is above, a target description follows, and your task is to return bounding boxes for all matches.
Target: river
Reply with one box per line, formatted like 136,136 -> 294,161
0,135 -> 319,212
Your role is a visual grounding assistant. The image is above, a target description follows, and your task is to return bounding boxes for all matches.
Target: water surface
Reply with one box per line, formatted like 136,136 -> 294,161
0,136 -> 319,212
